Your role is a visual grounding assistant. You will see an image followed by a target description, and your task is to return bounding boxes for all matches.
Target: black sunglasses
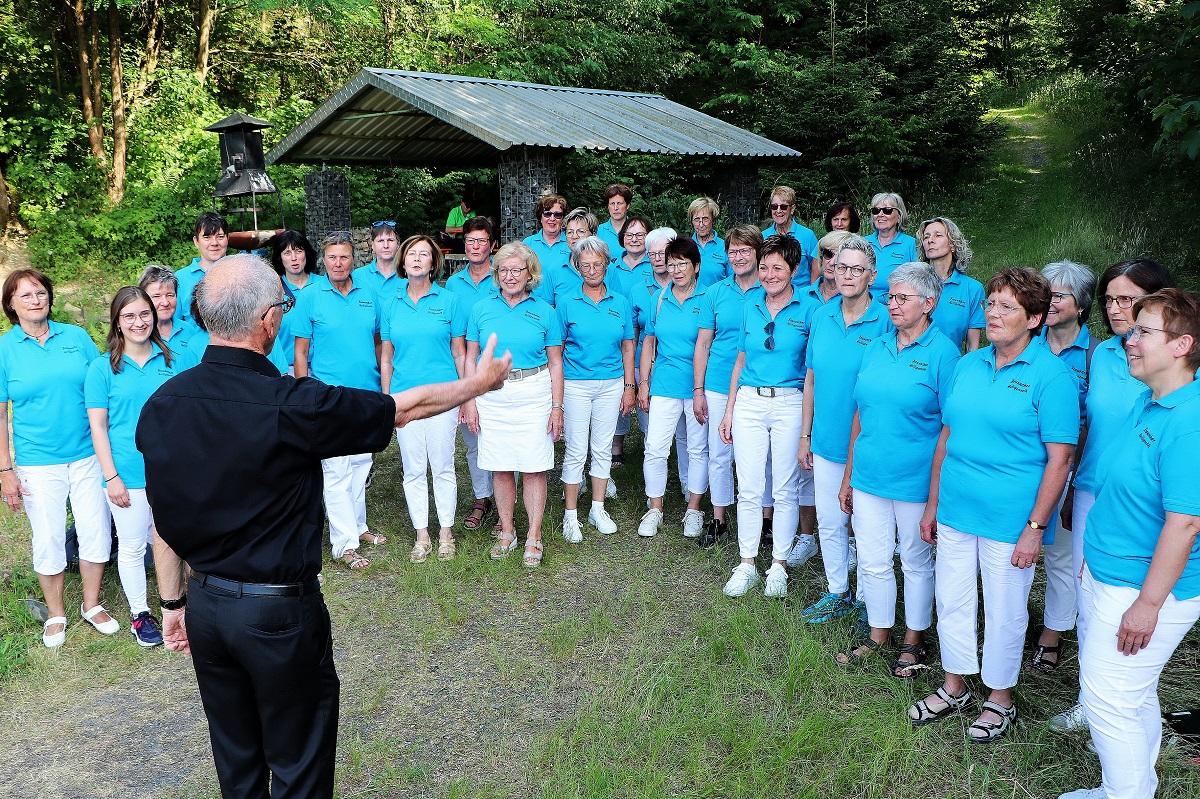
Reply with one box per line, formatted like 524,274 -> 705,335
764,321 -> 776,351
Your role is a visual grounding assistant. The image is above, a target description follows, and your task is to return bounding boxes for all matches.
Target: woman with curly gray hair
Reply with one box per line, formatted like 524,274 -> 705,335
919,216 -> 985,352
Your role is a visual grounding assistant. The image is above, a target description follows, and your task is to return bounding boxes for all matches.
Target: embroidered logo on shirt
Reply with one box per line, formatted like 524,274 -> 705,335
607,308 -> 622,319
856,335 -> 873,346
1006,379 -> 1030,394
358,300 -> 373,309
909,359 -> 928,372
948,298 -> 966,309
1138,427 -> 1157,447
524,311 -> 542,322
786,318 -> 806,330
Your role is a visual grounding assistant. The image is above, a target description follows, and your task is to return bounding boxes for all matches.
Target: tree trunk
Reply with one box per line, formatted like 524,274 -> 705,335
51,24 -> 63,95
67,0 -> 106,163
128,0 -> 163,110
0,160 -> 10,234
88,1 -> 104,122
196,0 -> 215,83
108,0 -> 127,204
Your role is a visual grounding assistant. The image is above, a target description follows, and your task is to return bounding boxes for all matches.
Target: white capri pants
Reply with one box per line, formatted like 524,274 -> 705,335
1042,482 -> 1080,632
22,455 -> 111,575
1080,567 -> 1200,799
1072,489 -> 1098,644
706,390 -> 792,510
396,407 -> 459,531
109,488 -> 155,616
477,368 -> 554,473
620,368 -> 689,489
732,388 -> 802,561
813,453 -> 852,595
458,423 -> 492,500
853,490 -> 934,630
322,452 -> 373,559
935,523 -> 1036,689
643,396 -> 708,498
563,378 -> 623,484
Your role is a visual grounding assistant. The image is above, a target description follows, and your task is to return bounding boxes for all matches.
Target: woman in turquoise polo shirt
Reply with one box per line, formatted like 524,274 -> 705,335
558,237 -> 636,542
864,192 -> 918,292
762,185 -> 819,283
611,215 -> 652,297
908,267 -> 1078,742
1060,289 -> 1200,799
798,235 -> 893,624
0,269 -> 112,648
1047,257 -> 1175,733
137,265 -> 204,364
524,193 -> 572,305
918,216 -> 984,352
637,236 -> 710,539
271,230 -> 326,375
86,286 -> 189,647
381,235 -> 466,564
835,263 -> 960,674
464,242 -> 564,568
717,234 -> 810,599
597,183 -> 631,259
688,197 -> 729,289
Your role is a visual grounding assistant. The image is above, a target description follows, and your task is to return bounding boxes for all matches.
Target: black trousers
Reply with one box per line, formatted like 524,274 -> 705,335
187,578 -> 339,799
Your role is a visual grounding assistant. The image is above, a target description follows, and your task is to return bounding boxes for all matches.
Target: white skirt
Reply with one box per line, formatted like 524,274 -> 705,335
477,368 -> 554,473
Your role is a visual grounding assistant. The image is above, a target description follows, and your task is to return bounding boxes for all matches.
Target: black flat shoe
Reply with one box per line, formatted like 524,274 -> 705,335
699,518 -> 726,549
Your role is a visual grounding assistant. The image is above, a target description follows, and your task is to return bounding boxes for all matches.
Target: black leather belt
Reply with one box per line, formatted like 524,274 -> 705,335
191,571 -> 321,597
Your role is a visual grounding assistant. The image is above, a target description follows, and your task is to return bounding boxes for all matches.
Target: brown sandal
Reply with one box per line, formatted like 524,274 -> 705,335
341,548 -> 371,570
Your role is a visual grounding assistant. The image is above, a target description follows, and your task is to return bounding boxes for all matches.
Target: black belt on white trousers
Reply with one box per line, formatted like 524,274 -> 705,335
191,571 -> 321,598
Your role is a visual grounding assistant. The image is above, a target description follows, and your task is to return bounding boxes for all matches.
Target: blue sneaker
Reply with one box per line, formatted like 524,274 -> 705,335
131,611 -> 164,647
803,592 -> 855,624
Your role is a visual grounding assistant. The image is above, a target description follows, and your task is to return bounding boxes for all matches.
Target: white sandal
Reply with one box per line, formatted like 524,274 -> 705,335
81,603 -> 120,635
42,616 -> 67,648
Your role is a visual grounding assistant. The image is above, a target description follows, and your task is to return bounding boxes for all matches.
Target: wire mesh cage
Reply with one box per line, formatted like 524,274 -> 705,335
716,163 -> 759,228
304,169 -> 351,250
499,148 -> 558,243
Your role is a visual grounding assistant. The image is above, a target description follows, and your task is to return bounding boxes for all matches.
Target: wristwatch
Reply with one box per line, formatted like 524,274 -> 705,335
1027,519 -> 1046,531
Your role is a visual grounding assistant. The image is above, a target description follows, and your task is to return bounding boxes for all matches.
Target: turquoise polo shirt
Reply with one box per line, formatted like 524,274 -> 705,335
737,291 -> 809,389
534,262 -> 584,307
699,276 -> 762,394
1084,381 -> 1200,599
380,280 -> 467,393
161,319 -> 202,364
937,338 -> 1080,544
179,328 -> 288,374
851,326 -> 961,502
608,255 -> 650,299
278,274 -> 328,369
762,221 -> 820,283
84,346 -> 185,489
806,301 -> 894,464
597,220 -> 624,262
645,285 -> 708,399
930,269 -> 986,350
1074,337 -> 1141,494
523,231 -> 571,274
692,234 -> 729,288
865,231 -> 919,291
467,293 -> 561,370
629,276 -> 669,366
351,260 -> 402,303
557,286 -> 635,380
1041,324 -> 1092,425
291,281 -> 381,390
443,266 -> 497,310
0,322 -> 99,466
174,258 -> 206,324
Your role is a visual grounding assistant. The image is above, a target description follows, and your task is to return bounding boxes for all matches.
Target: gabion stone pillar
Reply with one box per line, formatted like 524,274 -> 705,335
304,169 -> 351,250
715,162 -> 759,228
499,147 -> 558,243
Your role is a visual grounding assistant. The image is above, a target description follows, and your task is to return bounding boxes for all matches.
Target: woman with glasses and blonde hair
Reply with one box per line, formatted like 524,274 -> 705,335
865,192 -> 918,293
464,242 -> 564,568
917,216 -> 984,352
689,197 -> 729,288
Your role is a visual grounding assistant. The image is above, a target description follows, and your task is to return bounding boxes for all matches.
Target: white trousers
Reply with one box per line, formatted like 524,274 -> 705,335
322,452 -> 373,558
853,490 -> 934,630
563,378 -> 623,484
458,423 -> 492,499
935,523 -> 1035,689
643,396 -> 708,498
732,388 -> 802,560
1080,568 -> 1200,799
1073,488 -> 1098,643
620,369 -> 689,489
396,407 -> 459,531
109,488 -> 155,616
813,454 -> 851,594
21,455 -> 111,575
1042,483 -> 1081,631
706,390 -> 736,508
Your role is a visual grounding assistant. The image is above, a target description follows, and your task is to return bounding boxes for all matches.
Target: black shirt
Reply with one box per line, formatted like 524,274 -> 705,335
137,346 -> 395,583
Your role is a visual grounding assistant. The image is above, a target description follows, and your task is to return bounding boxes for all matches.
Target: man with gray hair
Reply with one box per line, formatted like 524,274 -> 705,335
135,253 -> 511,799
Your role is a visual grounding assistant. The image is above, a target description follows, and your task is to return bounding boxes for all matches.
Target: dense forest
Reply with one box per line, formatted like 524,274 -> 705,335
0,0 -> 1197,274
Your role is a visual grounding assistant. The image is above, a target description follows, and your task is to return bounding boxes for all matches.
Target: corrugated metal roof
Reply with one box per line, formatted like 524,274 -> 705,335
266,69 -> 801,167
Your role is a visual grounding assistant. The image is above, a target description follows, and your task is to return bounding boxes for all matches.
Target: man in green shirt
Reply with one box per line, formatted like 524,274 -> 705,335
442,190 -> 476,253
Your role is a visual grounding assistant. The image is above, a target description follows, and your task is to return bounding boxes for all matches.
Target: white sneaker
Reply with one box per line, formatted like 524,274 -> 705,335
786,534 -> 818,567
588,505 -> 618,535
1058,788 -> 1106,799
764,563 -> 788,598
605,480 -> 617,499
723,563 -> 760,597
848,537 -> 858,570
682,509 -> 704,538
638,508 -> 663,537
1048,702 -> 1090,732
562,513 -> 583,544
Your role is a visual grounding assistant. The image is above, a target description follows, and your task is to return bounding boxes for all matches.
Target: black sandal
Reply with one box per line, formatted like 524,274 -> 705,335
834,636 -> 890,667
908,687 -> 973,727
1026,643 -> 1062,674
891,642 -> 928,680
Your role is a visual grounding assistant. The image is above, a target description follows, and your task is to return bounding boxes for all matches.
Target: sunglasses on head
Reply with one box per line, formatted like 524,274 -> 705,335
372,220 -> 396,228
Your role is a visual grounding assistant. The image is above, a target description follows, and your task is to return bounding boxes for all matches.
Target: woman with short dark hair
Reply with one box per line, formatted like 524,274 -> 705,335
525,193 -> 572,305
824,202 -> 860,234
597,183 -> 633,258
270,230 -> 326,375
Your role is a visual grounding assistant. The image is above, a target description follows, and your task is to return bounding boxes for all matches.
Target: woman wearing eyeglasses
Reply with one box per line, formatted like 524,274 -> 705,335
834,263 -> 959,673
689,197 -> 729,289
798,235 -> 893,623
909,267 -> 1078,742
0,269 -> 111,648
762,186 -> 819,284
464,242 -> 564,568
917,216 -> 984,352
525,194 -> 572,305
805,232 -> 851,307
864,193 -> 918,293
86,286 -> 190,647
610,215 -> 653,297
637,236 -> 711,538
1059,289 -> 1200,799
1046,258 -> 1175,733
